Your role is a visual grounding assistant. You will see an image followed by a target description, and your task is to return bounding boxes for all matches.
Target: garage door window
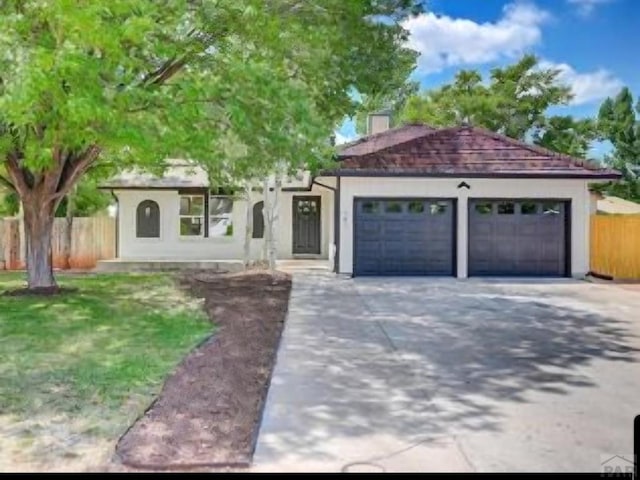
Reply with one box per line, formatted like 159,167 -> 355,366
475,202 -> 493,215
430,202 -> 448,215
498,202 -> 515,214
521,202 -> 538,215
362,201 -> 380,214
543,202 -> 561,215
385,201 -> 403,213
408,201 -> 425,213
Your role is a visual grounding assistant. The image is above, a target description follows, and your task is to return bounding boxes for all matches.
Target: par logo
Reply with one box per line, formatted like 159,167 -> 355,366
600,454 -> 635,477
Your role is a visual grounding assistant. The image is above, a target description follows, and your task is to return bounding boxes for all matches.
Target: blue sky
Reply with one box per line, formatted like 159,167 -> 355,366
338,0 -> 638,157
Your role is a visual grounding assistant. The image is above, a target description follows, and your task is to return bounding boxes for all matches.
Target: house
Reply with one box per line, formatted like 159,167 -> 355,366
100,115 -> 620,278
591,193 -> 640,215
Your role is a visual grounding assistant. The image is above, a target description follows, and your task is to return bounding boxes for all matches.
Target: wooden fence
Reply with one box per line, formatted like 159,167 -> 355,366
591,214 -> 640,280
0,216 -> 116,271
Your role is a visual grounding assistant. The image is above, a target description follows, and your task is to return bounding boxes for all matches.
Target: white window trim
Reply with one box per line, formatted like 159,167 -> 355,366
179,194 -> 205,238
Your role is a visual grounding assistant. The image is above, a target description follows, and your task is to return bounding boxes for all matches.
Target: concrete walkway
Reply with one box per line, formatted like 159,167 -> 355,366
253,273 -> 640,472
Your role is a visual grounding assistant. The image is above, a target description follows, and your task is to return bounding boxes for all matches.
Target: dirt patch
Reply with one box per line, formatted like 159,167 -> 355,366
114,270 -> 292,470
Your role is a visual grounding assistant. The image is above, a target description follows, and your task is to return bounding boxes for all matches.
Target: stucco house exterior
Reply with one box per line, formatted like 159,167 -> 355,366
100,118 -> 619,278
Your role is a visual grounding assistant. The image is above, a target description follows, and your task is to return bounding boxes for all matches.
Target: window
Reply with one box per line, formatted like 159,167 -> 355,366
497,202 -> 515,214
408,201 -> 425,213
209,196 -> 234,237
474,203 -> 492,215
179,195 -> 204,236
430,202 -> 448,215
361,201 -> 380,214
385,201 -> 403,213
252,201 -> 264,239
542,202 -> 561,215
521,202 -> 538,215
136,200 -> 160,238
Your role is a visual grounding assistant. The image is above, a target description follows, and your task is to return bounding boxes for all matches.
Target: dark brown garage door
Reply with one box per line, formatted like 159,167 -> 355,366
354,198 -> 455,276
468,199 -> 568,276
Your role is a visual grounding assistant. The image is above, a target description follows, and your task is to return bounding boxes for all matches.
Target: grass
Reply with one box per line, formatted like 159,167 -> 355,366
0,272 -> 213,472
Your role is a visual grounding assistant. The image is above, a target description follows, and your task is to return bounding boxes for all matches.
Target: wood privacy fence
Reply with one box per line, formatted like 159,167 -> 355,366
0,216 -> 116,270
590,214 -> 640,280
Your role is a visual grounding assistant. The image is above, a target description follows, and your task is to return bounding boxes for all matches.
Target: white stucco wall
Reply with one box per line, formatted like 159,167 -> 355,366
338,177 -> 592,278
113,182 -> 335,261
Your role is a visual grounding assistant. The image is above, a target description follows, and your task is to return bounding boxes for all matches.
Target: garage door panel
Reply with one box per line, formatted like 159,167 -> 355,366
354,198 -> 454,276
469,199 -> 567,277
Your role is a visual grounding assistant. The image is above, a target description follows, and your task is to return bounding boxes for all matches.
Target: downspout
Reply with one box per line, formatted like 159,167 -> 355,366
110,190 -> 119,258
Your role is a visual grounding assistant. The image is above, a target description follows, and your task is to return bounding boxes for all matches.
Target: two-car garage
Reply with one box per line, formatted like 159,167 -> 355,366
353,198 -> 568,277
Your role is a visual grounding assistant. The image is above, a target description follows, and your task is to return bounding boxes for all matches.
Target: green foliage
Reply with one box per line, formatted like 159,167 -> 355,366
401,55 -> 573,141
0,0 -> 422,183
533,116 -> 597,157
596,87 -> 640,201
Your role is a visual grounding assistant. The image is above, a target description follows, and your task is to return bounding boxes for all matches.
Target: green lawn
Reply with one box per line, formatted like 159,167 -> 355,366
0,272 -> 213,472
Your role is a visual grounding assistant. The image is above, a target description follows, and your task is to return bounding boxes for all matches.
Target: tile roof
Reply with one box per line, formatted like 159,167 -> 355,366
337,124 -> 436,157
331,125 -> 621,179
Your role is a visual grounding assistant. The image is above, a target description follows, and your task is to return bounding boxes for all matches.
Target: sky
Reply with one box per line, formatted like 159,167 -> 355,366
336,0 -> 639,157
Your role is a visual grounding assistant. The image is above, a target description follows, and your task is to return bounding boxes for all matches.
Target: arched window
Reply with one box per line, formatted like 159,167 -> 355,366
252,201 -> 264,238
136,200 -> 160,238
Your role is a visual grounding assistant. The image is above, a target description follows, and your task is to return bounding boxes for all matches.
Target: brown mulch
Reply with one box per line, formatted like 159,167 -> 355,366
114,270 -> 292,470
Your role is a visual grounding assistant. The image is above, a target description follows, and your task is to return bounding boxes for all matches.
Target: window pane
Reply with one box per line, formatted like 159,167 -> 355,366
361,201 -> 380,214
180,217 -> 203,236
475,203 -> 492,215
430,202 -> 448,215
497,202 -> 515,214
190,196 -> 204,215
180,196 -> 204,215
542,202 -> 561,215
210,197 -> 233,215
180,197 -> 190,215
521,202 -> 537,215
209,216 -> 233,237
408,201 -> 425,213
385,201 -> 403,213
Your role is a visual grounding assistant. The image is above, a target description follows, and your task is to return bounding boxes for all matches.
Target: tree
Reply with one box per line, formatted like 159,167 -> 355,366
533,116 -> 596,157
596,87 -> 640,201
401,55 -> 573,141
0,0 -> 422,290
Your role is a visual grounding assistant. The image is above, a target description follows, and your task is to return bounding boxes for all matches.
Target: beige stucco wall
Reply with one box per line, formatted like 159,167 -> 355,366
338,177 -> 592,278
114,182 -> 335,262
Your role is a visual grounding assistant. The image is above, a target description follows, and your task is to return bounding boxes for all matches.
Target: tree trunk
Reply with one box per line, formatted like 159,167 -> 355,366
262,175 -> 280,272
23,200 -> 57,290
242,184 -> 253,270
63,187 -> 76,269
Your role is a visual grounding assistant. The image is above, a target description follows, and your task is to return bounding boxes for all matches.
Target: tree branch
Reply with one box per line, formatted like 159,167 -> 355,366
50,145 -> 102,203
143,56 -> 188,87
0,174 -> 15,191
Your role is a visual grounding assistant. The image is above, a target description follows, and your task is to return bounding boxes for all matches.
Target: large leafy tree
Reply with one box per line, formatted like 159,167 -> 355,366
401,55 -> 574,141
0,0 -> 421,290
596,87 -> 640,201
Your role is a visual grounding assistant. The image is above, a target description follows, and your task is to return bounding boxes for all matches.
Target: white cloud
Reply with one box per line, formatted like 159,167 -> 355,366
334,131 -> 354,145
540,61 -> 623,105
566,0 -> 614,17
404,3 -> 550,73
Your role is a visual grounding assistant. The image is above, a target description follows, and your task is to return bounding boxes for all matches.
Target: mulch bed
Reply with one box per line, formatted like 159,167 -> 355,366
114,270 -> 292,470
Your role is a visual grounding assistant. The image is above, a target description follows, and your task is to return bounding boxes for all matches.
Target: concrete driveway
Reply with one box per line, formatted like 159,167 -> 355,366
253,273 -> 640,473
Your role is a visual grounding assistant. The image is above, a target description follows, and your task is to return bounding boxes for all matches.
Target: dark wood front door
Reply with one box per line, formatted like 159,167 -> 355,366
292,196 -> 321,254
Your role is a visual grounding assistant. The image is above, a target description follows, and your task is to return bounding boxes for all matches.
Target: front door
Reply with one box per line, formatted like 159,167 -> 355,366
292,196 -> 321,254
